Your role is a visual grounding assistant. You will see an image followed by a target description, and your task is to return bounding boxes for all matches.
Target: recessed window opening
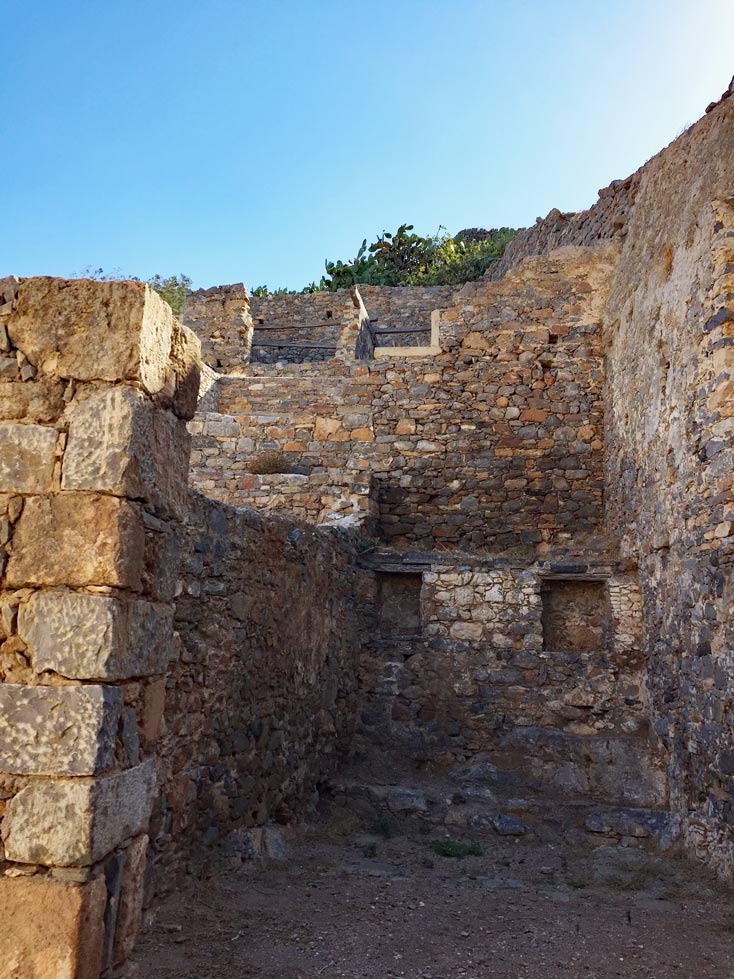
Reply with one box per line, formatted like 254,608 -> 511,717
541,578 -> 612,653
377,572 -> 423,638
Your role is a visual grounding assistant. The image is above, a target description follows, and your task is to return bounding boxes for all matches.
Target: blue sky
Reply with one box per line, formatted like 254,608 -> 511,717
4,0 -> 734,291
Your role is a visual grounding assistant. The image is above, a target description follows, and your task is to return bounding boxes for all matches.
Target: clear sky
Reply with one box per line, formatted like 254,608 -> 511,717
4,0 -> 733,291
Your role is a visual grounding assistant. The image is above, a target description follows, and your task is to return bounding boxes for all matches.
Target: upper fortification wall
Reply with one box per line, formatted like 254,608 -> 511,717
190,245 -> 616,555
601,92 -> 734,874
486,172 -> 640,281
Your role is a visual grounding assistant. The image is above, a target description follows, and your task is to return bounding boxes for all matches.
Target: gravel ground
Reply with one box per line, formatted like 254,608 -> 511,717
133,818 -> 734,979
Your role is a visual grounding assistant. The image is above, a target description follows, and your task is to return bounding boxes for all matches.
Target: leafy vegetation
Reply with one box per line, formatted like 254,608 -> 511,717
147,273 -> 191,316
252,285 -> 294,297
251,225 -> 516,296
431,839 -> 483,859
73,267 -> 191,316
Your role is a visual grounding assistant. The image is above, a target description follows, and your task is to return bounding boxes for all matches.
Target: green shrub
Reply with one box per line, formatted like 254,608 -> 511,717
253,224 -> 516,294
431,839 -> 482,858
147,273 -> 191,316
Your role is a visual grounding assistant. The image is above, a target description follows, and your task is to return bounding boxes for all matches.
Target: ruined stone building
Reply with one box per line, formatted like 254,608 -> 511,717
0,83 -> 732,977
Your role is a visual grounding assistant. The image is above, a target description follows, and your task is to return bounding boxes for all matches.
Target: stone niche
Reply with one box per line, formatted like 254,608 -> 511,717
377,572 -> 423,638
540,578 -> 612,653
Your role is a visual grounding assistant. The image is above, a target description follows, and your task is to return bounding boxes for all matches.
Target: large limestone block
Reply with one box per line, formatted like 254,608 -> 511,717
62,386 -> 190,518
0,421 -> 57,492
8,277 -> 173,393
113,834 -> 149,965
0,377 -> 66,422
0,683 -> 121,775
3,760 -> 156,866
167,320 -> 202,420
18,590 -> 175,680
0,875 -> 106,979
6,494 -> 145,588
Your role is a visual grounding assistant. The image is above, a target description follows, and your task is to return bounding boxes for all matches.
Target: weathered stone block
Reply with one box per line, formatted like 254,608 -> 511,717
449,621 -> 484,641
3,760 -> 156,866
112,834 -> 149,966
0,377 -> 66,422
0,422 -> 58,493
0,875 -> 106,979
142,513 -> 182,601
8,277 -> 173,393
18,590 -> 175,680
166,321 -> 202,420
0,683 -> 121,775
6,494 -> 145,588
62,386 -> 190,518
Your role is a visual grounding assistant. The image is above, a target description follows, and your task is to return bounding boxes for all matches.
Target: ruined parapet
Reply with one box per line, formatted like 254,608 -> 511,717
0,277 -> 199,977
358,283 -> 460,347
183,282 -> 252,372
186,245 -> 616,554
487,171 -> 640,281
248,290 -> 363,364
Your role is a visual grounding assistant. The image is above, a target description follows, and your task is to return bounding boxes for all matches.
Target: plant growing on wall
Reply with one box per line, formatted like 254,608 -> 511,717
72,267 -> 191,316
147,273 -> 192,316
252,225 -> 517,294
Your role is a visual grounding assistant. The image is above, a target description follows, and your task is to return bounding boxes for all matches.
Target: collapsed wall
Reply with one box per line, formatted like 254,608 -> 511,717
487,173 -> 639,281
183,283 -> 253,370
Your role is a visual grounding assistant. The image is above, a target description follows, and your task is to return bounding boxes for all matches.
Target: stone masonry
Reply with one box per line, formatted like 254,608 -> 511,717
188,245 -> 613,553
2,78 -> 734,979
0,276 -> 199,977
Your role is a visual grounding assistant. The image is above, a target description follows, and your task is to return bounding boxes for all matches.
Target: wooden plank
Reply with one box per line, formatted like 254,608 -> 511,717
371,326 -> 430,335
253,321 -> 337,331
251,340 -> 338,349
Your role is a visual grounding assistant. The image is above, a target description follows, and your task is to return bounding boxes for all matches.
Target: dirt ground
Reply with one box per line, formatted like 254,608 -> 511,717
133,818 -> 734,979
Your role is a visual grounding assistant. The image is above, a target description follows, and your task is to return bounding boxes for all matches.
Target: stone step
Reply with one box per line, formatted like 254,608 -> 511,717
476,726 -> 668,810
326,776 -> 676,851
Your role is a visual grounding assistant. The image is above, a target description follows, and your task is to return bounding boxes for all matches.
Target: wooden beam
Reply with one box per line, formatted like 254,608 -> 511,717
251,340 -> 338,349
253,321 -> 337,331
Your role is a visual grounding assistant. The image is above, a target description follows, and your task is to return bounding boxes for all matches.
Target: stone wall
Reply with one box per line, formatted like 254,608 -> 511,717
357,555 -> 665,808
188,461 -> 379,530
602,95 -> 734,877
149,491 -> 373,888
183,283 -> 252,372
248,290 -> 362,364
358,284 -> 460,346
0,276 -> 199,977
487,173 -> 640,281
190,245 -> 614,555
186,284 -> 463,367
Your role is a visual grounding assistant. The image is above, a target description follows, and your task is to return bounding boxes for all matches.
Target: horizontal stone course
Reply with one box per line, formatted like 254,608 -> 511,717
0,683 -> 122,775
7,277 -> 173,392
5,493 -> 145,589
3,759 -> 156,866
62,385 -> 191,519
18,589 -> 175,680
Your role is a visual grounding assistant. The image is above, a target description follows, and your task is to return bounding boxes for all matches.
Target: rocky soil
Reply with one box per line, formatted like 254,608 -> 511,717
133,786 -> 734,979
